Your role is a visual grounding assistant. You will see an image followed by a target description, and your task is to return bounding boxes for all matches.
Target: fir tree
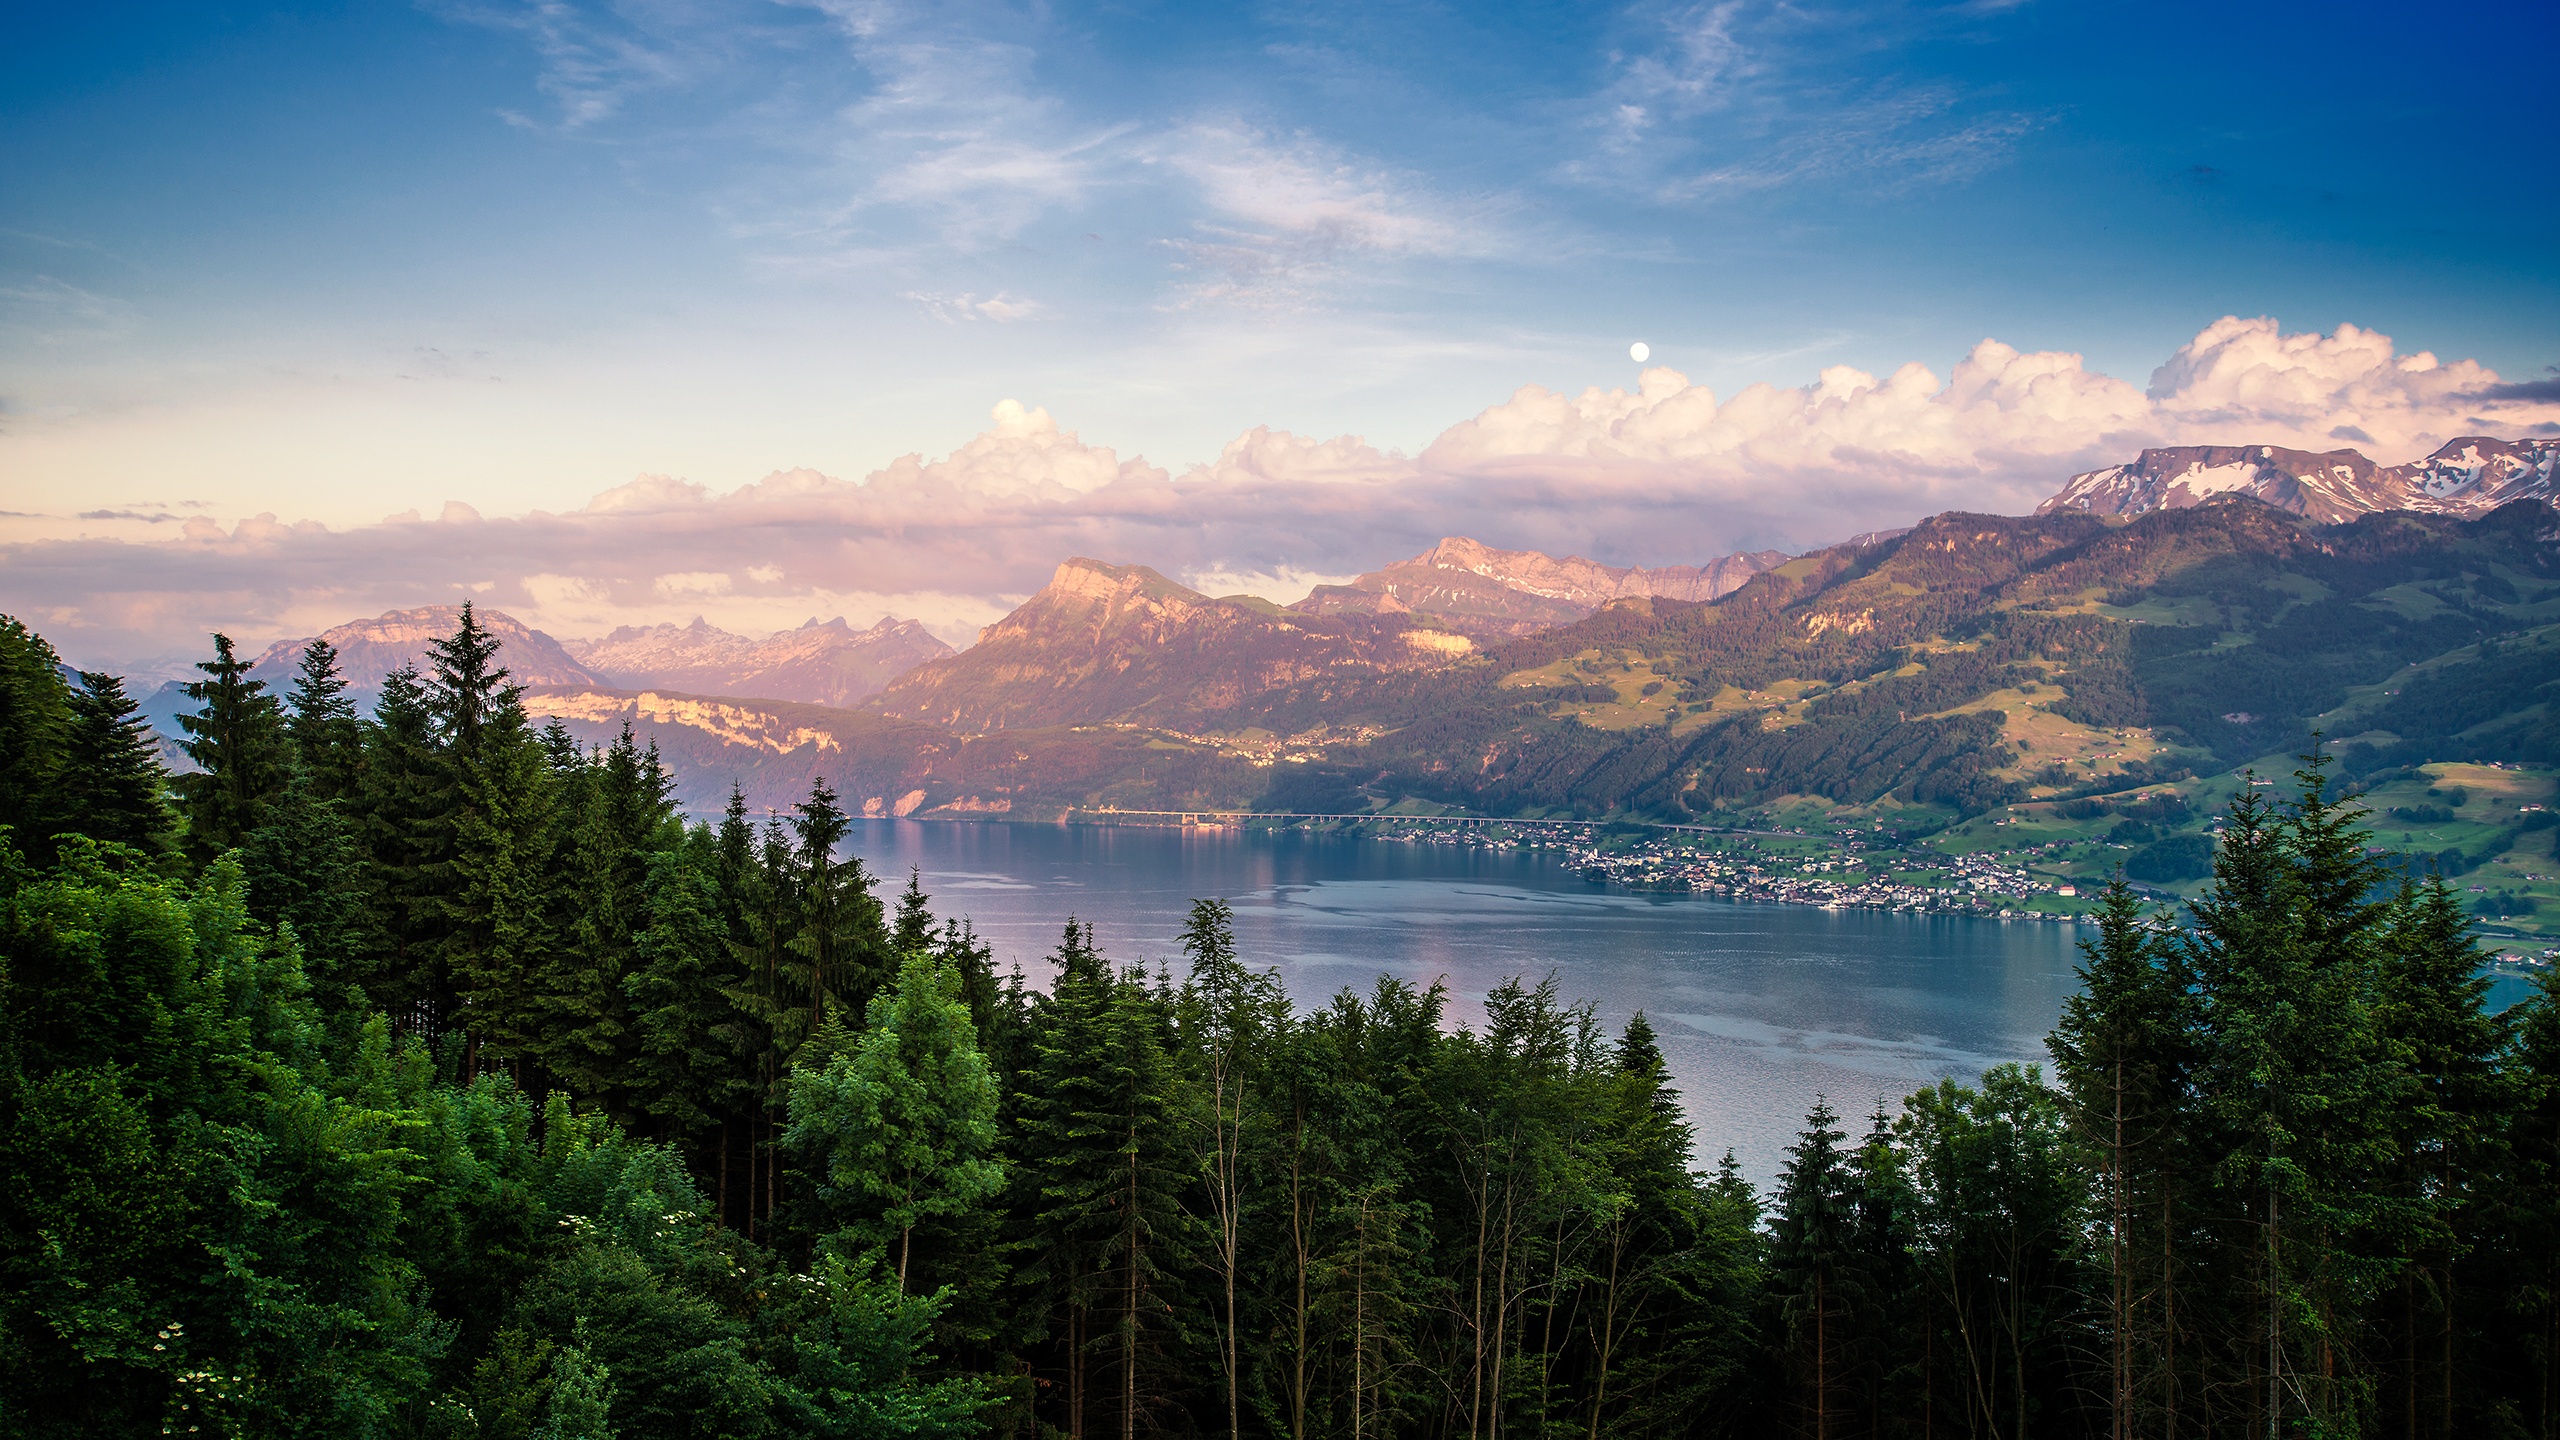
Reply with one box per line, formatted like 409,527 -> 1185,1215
353,664 -> 453,1038
0,615 -> 72,860
61,669 -> 172,854
283,638 -> 365,803
175,632 -> 287,863
1770,1096 -> 1854,1440
626,833 -> 752,1150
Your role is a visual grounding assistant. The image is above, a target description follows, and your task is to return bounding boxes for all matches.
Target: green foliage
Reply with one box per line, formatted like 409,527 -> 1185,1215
788,950 -> 1005,1292
175,632 -> 289,863
2125,829 -> 2215,882
16,602 -> 2560,1439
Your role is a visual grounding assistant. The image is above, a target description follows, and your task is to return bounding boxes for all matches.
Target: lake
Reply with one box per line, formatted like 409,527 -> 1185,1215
840,820 -> 2103,1183
839,820 -> 2546,1184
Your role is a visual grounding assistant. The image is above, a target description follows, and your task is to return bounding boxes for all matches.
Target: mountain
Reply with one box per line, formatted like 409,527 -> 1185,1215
866,557 -> 1479,734
573,497 -> 2560,826
1289,536 -> 1788,635
565,615 -> 954,706
2039,436 -> 2560,524
522,683 -> 1272,816
250,605 -> 598,695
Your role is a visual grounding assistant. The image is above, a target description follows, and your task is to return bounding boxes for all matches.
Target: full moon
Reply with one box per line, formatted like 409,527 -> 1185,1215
1629,341 -> 1650,363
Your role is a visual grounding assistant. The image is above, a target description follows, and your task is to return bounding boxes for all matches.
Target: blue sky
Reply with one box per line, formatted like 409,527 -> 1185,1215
5,0 -> 2557,662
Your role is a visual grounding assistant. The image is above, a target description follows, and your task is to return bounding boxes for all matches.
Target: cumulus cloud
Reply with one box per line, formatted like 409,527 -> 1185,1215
11,317 -> 2557,675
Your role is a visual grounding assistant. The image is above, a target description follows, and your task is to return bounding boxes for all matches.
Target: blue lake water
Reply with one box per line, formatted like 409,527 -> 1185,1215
839,821 -> 2545,1184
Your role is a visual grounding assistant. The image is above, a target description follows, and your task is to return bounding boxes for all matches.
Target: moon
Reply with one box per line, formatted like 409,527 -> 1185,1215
1629,341 -> 1650,363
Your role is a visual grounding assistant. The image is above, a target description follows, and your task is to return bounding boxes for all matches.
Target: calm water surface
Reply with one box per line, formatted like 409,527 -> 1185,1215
842,821 -> 2102,1183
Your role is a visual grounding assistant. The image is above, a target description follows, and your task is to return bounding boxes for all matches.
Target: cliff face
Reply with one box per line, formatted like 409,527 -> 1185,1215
867,558 -> 1475,734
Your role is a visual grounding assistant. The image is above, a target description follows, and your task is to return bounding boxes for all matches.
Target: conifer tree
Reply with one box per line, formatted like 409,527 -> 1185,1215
353,664 -> 453,1037
1176,897 -> 1285,1438
1771,1096 -> 1853,1440
627,831 -> 752,1151
787,777 -> 888,1035
2050,876 -> 2194,1437
0,616 -> 72,860
540,725 -> 674,1110
241,767 -> 381,1018
283,638 -> 365,803
175,632 -> 287,863
61,669 -> 173,853
2373,874 -> 2513,1434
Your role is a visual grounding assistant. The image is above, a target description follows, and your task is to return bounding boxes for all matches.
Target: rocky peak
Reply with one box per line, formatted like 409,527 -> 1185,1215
2038,436 -> 2559,524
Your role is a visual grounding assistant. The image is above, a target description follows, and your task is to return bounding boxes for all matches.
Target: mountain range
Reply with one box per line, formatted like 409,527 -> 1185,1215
121,433 -> 2560,825
1290,536 -> 1788,635
2039,436 -> 2560,524
564,615 -> 954,707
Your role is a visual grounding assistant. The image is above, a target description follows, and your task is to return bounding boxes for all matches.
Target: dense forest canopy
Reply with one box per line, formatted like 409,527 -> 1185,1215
5,605 -> 2560,1439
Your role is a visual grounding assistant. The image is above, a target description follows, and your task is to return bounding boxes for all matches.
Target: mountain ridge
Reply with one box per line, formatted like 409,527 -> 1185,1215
1289,536 -> 1788,634
566,614 -> 954,706
2039,435 -> 2560,524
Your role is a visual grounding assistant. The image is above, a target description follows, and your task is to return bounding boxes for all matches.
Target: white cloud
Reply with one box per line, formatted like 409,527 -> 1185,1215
17,317 -> 2558,674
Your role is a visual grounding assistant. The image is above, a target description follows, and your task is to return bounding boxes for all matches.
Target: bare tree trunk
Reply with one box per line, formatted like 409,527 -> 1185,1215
1290,1134 -> 1309,1440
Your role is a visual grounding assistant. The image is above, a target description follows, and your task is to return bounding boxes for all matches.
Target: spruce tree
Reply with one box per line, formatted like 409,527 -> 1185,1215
1770,1096 -> 1853,1440
626,831 -> 752,1151
2050,876 -> 2194,1436
283,638 -> 365,803
174,632 -> 287,863
787,777 -> 888,1035
0,615 -> 72,860
353,665 -> 453,1038
61,670 -> 173,854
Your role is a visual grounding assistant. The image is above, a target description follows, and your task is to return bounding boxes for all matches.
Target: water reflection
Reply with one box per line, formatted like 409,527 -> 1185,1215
841,820 -> 2090,1183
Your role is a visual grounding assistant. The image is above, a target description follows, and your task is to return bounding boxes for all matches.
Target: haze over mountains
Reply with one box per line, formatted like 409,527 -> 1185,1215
117,432 -> 2560,825
1292,537 -> 1788,635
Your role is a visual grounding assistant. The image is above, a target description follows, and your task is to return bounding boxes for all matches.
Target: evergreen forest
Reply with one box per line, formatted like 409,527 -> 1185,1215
7,603 -> 2560,1440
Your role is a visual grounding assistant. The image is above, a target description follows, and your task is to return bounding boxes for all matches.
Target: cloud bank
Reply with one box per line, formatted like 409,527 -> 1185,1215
10,317 -> 2556,673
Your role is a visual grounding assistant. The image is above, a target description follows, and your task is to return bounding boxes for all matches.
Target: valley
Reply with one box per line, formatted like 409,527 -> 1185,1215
122,432 -> 2560,948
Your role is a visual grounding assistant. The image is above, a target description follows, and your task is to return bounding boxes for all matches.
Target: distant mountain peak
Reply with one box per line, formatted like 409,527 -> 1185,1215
253,605 -> 596,691
2038,436 -> 2560,523
1290,536 -> 1788,635
571,612 -> 953,708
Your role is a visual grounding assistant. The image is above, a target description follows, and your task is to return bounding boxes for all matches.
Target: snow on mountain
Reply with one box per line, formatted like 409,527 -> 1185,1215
2037,437 -> 2560,523
567,615 -> 955,707
1289,536 -> 1789,635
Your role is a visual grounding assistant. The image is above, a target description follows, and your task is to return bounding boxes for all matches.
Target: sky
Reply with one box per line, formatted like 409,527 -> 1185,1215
4,0 -> 2557,673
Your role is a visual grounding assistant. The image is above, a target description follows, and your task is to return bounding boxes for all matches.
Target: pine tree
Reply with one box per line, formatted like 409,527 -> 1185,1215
60,670 -> 173,854
433,613 -> 560,1079
175,632 -> 287,863
789,949 -> 1007,1293
539,724 -> 674,1111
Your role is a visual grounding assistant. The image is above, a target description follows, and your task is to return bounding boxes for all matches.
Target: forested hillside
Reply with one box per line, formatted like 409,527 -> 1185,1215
7,604 -> 2560,1438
